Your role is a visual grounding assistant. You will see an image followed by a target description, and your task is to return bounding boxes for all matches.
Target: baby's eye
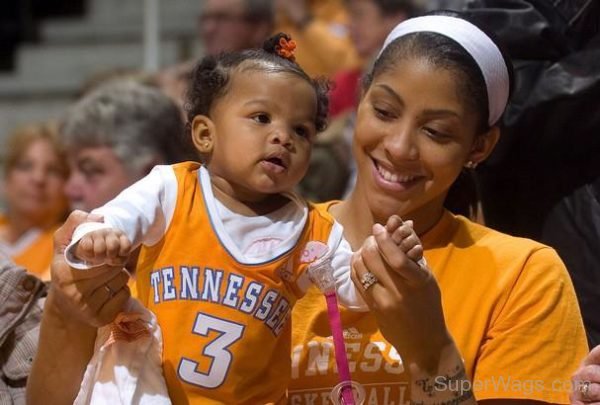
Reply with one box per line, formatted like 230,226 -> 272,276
252,114 -> 270,124
294,125 -> 311,139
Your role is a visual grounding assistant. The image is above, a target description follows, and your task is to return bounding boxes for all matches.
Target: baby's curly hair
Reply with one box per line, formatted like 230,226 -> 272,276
184,33 -> 329,137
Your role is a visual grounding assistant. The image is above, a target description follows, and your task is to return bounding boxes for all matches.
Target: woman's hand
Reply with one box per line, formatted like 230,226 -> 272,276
350,218 -> 450,363
571,345 -> 600,404
28,210 -> 131,405
50,209 -> 130,327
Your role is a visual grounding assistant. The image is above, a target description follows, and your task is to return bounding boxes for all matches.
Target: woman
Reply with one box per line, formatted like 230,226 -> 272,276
288,12 -> 587,404
0,122 -> 69,279
28,12 -> 587,404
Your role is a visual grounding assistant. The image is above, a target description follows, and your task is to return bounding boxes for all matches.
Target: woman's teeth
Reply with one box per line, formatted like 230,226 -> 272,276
376,163 -> 417,183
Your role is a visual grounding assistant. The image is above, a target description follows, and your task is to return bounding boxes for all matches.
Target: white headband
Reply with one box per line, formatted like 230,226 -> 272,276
378,15 -> 509,126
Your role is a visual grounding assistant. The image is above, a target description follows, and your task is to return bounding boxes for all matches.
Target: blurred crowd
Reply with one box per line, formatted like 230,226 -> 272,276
0,0 -> 599,403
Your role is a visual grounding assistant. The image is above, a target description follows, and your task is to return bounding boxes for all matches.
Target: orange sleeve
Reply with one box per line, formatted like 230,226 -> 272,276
473,247 -> 588,403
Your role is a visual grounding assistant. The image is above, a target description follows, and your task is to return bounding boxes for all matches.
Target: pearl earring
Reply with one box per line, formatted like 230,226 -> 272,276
465,161 -> 477,169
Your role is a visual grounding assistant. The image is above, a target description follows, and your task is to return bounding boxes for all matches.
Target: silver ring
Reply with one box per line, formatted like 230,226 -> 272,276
360,272 -> 378,291
104,284 -> 114,298
579,381 -> 591,400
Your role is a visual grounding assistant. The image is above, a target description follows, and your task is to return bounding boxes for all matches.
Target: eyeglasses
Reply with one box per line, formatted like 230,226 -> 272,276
198,12 -> 251,25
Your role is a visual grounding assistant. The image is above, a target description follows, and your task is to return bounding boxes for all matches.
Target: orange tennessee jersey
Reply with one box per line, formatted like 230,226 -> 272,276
135,162 -> 336,404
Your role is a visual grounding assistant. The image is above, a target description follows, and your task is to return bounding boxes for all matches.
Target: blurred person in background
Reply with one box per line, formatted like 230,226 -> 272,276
156,0 -> 275,111
275,0 -> 360,77
330,0 -> 418,118
0,122 -> 69,280
61,80 -> 195,214
298,0 -> 418,202
199,0 -> 275,55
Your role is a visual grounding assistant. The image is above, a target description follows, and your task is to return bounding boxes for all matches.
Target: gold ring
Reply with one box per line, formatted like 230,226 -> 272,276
104,284 -> 114,298
360,272 -> 378,291
579,381 -> 591,400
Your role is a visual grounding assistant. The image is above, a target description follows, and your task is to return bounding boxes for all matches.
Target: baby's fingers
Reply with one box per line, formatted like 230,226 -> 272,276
119,234 -> 132,257
104,233 -> 123,259
390,221 -> 415,245
104,232 -> 131,266
89,232 -> 109,259
75,235 -> 98,262
406,244 -> 424,262
399,233 -> 421,255
385,215 -> 404,235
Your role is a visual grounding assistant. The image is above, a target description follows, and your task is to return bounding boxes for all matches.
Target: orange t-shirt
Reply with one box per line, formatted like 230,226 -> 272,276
289,208 -> 588,404
0,214 -> 57,280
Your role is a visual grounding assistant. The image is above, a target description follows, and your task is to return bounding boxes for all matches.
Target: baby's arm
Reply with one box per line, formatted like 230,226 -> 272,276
328,222 -> 369,311
65,165 -> 178,269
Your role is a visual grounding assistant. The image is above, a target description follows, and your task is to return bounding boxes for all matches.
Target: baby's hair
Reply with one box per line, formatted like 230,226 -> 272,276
185,33 -> 329,136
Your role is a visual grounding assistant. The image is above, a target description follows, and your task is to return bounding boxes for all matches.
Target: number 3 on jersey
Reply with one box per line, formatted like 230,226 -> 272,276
178,313 -> 245,388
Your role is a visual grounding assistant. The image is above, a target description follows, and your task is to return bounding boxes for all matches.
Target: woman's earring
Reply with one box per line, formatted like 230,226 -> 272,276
465,161 -> 477,169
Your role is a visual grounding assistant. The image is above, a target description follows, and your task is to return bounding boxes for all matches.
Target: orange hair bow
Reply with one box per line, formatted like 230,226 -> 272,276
276,37 -> 297,62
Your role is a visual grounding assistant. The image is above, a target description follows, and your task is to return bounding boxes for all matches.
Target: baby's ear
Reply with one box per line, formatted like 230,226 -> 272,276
191,115 -> 215,154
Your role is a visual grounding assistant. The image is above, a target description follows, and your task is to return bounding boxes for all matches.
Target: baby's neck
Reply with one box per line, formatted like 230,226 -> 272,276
211,182 -> 290,216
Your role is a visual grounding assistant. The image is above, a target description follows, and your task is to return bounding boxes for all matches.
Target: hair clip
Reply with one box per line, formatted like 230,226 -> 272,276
276,37 -> 297,61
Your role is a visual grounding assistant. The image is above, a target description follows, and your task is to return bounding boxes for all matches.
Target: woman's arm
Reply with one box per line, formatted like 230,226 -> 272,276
351,222 -> 477,404
27,211 -> 130,404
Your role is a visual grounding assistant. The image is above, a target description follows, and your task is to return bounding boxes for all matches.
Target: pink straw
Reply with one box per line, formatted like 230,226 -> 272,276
325,292 -> 354,405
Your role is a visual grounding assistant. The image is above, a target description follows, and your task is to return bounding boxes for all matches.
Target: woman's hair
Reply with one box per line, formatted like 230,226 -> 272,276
61,80 -> 195,174
184,33 -> 330,137
363,10 -> 514,218
2,121 -> 69,179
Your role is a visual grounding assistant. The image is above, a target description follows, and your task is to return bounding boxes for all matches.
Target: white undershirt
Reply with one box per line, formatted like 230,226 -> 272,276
215,198 -> 304,260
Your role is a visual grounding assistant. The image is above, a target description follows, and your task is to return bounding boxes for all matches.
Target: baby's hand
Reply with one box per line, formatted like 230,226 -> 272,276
384,215 -> 424,264
74,228 -> 132,267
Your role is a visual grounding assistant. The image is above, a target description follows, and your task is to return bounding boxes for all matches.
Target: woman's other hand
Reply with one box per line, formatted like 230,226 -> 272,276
50,209 -> 130,327
571,345 -> 600,404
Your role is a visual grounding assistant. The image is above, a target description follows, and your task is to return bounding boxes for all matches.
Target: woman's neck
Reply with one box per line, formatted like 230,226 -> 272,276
330,197 -> 378,251
331,190 -> 445,250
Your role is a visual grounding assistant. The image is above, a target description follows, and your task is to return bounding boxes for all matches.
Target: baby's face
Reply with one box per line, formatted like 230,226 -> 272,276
200,69 -> 318,202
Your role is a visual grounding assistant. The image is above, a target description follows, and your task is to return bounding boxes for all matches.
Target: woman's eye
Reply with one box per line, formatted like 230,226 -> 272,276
253,114 -> 270,124
373,106 -> 395,120
423,127 -> 451,140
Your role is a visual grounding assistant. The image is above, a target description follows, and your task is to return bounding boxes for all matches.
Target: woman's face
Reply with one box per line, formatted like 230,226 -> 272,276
4,138 -> 68,223
352,58 -> 485,225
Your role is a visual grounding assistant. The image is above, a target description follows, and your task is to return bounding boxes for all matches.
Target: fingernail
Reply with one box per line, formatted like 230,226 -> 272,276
373,223 -> 385,235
